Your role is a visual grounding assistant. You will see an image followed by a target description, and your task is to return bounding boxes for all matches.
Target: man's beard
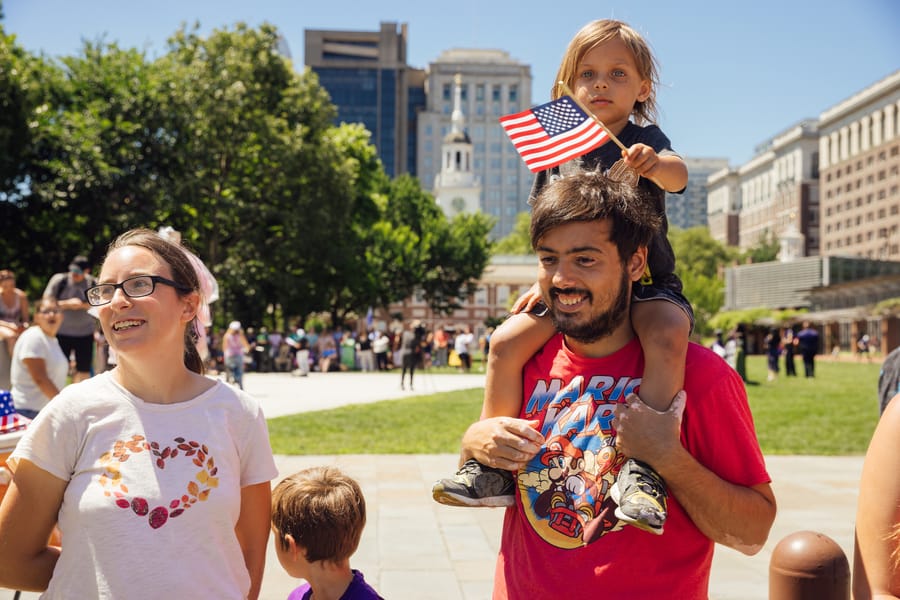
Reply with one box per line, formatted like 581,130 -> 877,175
548,270 -> 631,344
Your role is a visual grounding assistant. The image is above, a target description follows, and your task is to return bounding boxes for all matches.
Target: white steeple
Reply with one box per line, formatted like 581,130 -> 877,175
433,73 -> 481,218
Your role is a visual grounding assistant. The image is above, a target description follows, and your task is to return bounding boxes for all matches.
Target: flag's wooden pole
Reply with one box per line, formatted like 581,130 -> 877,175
558,81 -> 664,190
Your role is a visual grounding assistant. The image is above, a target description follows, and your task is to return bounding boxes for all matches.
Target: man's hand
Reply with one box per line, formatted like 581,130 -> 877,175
461,417 -> 544,471
613,391 -> 685,467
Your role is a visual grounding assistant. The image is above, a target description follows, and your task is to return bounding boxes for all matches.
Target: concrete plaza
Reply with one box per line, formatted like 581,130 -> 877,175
13,370 -> 863,599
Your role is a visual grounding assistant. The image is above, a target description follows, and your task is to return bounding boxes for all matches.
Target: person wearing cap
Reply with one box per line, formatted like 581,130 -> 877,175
42,255 -> 96,382
223,320 -> 251,389
10,298 -> 68,419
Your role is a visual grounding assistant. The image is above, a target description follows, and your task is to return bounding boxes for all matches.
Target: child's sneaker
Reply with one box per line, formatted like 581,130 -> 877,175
432,459 -> 516,507
609,458 -> 667,535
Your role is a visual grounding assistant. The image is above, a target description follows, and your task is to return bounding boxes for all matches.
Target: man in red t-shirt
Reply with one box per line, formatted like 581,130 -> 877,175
459,172 -> 776,598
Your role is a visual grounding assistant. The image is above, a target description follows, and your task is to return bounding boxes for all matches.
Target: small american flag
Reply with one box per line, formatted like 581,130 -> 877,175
500,96 -> 609,173
0,390 -> 29,434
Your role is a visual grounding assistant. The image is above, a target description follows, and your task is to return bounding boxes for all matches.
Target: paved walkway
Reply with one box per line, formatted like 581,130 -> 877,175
13,370 -> 863,599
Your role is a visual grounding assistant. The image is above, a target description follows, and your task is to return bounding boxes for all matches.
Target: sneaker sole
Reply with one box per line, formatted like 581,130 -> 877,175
432,487 -> 515,508
609,480 -> 664,535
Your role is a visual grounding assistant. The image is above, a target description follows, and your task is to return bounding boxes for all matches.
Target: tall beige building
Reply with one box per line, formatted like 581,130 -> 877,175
706,168 -> 741,246
707,120 -> 821,255
709,70 -> 900,262
818,70 -> 900,260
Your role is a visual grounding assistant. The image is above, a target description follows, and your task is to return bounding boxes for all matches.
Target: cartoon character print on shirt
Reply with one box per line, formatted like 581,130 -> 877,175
97,434 -> 219,529
517,373 -> 639,549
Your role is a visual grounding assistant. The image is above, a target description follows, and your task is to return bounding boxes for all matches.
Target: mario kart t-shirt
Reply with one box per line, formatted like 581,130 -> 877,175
493,335 -> 769,599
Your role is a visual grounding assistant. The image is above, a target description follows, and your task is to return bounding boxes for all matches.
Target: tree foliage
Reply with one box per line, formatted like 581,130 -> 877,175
670,226 -> 739,334
493,211 -> 533,255
742,228 -> 780,264
0,22 -> 491,330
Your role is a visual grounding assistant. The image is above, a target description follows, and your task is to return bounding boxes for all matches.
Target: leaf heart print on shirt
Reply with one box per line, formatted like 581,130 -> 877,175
98,434 -> 220,529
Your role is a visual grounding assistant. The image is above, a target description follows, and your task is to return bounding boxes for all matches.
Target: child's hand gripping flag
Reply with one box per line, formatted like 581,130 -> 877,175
499,95 -> 610,173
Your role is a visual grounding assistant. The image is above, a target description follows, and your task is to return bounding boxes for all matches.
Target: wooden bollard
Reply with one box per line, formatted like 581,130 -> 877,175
769,530 -> 850,599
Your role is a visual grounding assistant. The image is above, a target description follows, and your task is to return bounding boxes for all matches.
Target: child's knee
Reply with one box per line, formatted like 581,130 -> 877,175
488,324 -> 517,362
636,315 -> 689,356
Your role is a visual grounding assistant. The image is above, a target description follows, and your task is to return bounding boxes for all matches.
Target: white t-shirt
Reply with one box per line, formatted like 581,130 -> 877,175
11,371 -> 278,599
454,332 -> 474,355
10,326 -> 69,413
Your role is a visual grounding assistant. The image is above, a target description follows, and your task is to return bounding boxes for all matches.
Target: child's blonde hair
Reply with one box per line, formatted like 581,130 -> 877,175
271,466 -> 366,564
552,19 -> 660,125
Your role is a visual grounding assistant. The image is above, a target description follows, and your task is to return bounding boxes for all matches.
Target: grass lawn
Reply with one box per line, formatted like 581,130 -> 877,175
267,354 -> 884,456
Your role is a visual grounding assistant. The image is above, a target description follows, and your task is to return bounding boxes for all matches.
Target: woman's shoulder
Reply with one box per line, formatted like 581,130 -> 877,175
208,378 -> 266,416
58,371 -> 115,398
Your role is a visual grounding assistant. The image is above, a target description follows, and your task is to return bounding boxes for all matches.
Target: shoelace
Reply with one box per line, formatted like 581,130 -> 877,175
632,472 -> 665,498
459,460 -> 483,477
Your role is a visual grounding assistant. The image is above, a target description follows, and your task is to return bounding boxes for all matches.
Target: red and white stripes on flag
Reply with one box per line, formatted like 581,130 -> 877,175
500,96 -> 610,173
0,390 -> 29,434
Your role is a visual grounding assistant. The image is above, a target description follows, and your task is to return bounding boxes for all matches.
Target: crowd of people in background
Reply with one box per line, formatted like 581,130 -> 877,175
711,321 -> 829,384
202,319 -> 490,384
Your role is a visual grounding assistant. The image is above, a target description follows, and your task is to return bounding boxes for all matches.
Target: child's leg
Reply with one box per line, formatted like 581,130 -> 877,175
481,311 -> 556,419
432,311 -> 556,507
630,300 -> 691,412
611,298 -> 690,534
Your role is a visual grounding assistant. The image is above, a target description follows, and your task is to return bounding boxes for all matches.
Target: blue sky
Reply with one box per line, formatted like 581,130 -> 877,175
4,0 -> 899,166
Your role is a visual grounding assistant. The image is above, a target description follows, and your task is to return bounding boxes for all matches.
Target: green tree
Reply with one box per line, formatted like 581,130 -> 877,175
382,174 -> 494,316
0,23 -> 52,289
670,226 -> 737,334
493,211 -> 533,255
743,229 -> 780,263
158,23 -> 315,322
421,211 -> 495,314
6,39 -> 170,287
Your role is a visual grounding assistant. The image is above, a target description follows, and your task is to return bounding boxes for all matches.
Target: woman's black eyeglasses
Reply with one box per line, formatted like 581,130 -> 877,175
85,275 -> 192,306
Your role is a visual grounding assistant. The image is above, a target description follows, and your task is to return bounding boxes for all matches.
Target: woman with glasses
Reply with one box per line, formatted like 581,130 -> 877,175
9,298 -> 67,419
0,228 -> 277,599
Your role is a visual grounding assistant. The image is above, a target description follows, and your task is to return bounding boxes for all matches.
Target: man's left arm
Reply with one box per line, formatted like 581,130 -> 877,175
658,448 -> 775,554
615,392 -> 776,555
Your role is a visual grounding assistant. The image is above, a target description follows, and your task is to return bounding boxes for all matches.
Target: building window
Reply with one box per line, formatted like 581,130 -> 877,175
476,84 -> 485,101
509,84 -> 518,102
497,285 -> 510,306
492,85 -> 501,102
442,83 -> 452,101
